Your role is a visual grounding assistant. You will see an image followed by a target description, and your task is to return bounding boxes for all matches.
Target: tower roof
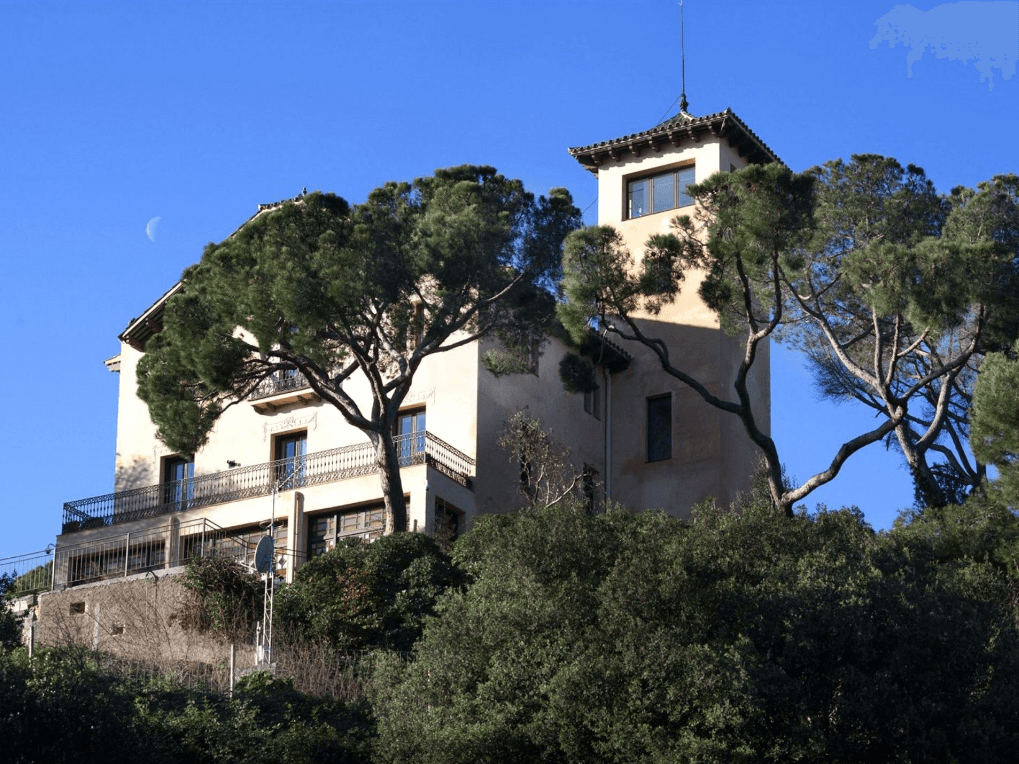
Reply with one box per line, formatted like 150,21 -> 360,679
569,108 -> 781,173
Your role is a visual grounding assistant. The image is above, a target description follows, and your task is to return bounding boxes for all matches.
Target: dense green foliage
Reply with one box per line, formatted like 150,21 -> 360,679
0,648 -> 371,763
0,573 -> 24,651
172,555 -> 265,642
371,497 -> 1019,763
7,487 -> 1019,761
275,532 -> 458,652
559,159 -> 1019,513
971,339 -> 1019,501
137,169 -> 580,533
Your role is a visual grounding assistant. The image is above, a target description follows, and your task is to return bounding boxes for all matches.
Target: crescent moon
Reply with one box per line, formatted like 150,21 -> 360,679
146,216 -> 162,242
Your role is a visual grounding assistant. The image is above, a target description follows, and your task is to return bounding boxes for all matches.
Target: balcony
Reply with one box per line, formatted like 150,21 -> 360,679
249,371 -> 318,412
63,432 -> 474,533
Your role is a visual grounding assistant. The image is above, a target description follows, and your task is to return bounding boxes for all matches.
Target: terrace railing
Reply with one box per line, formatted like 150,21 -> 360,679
51,517 -> 288,589
0,550 -> 54,596
63,432 -> 474,533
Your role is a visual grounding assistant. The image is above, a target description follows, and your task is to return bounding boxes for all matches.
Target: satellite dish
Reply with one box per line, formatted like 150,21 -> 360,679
254,536 -> 274,574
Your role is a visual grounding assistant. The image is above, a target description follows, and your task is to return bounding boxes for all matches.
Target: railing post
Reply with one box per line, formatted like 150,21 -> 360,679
124,532 -> 130,577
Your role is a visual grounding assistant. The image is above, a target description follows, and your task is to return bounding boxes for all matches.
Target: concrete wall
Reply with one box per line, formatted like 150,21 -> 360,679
37,572 -> 243,665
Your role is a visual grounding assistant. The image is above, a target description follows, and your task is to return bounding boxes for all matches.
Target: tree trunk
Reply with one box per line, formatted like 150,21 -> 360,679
375,434 -> 408,535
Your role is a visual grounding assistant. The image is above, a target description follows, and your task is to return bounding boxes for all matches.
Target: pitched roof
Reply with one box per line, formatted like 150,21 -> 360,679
118,194 -> 307,349
118,280 -> 184,351
568,108 -> 782,173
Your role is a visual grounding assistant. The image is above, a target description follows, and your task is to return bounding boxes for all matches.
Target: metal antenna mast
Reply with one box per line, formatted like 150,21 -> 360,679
679,0 -> 689,114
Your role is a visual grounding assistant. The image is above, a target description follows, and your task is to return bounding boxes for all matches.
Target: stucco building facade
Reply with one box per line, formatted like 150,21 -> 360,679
50,107 -> 778,594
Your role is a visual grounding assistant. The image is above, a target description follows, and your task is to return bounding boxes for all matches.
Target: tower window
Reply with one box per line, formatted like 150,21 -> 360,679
584,384 -> 601,419
646,394 -> 672,462
628,165 -> 695,219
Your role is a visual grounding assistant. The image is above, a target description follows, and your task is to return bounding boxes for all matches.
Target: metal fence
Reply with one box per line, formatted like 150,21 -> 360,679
0,550 -> 54,596
63,432 -> 475,532
51,517 -> 291,589
44,645 -> 371,701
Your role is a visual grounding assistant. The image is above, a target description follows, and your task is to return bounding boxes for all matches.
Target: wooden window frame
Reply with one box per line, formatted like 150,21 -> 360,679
626,162 -> 696,220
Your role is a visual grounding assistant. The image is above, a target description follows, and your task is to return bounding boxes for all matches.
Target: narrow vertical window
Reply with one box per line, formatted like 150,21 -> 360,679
435,498 -> 462,547
628,178 -> 649,218
646,394 -> 672,462
677,166 -> 696,207
584,384 -> 601,420
652,172 -> 676,213
581,465 -> 598,514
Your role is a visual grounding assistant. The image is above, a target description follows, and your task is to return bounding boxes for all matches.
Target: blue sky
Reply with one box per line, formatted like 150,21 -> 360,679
1,1 -> 1016,559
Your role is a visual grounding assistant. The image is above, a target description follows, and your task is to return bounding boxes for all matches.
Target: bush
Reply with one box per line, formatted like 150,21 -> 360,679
275,532 -> 458,652
371,499 -> 1019,763
172,556 -> 264,641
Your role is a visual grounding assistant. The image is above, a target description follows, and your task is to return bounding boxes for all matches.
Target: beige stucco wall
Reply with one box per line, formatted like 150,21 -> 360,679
474,335 -> 609,517
91,335 -> 483,575
585,132 -> 768,517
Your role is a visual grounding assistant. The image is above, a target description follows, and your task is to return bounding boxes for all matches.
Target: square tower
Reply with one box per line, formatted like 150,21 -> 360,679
569,108 -> 779,515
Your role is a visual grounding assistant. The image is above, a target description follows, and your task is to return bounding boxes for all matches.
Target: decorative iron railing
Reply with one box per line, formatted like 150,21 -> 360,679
51,517 -> 290,589
248,371 -> 312,401
62,433 -> 474,532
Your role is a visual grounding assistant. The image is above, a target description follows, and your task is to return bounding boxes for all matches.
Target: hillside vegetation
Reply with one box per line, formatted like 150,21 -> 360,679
5,475 -> 1019,762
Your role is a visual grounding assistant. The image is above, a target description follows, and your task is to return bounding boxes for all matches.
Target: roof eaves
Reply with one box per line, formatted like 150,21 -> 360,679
568,108 -> 782,172
118,280 -> 184,350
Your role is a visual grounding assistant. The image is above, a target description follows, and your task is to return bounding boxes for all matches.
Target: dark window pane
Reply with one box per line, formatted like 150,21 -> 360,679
396,408 -> 426,462
647,395 -> 672,462
275,432 -> 307,486
163,456 -> 194,505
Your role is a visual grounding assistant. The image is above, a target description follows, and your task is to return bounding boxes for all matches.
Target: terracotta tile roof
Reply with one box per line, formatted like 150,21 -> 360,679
569,108 -> 782,172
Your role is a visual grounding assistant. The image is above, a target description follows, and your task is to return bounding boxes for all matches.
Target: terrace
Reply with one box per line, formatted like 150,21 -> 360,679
3,518 -> 283,591
62,432 -> 475,533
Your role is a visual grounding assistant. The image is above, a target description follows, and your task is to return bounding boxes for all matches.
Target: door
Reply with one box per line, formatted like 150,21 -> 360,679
275,432 -> 308,488
396,409 -> 426,465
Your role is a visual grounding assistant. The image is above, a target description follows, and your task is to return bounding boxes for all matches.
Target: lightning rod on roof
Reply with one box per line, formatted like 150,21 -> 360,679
679,1 -> 689,114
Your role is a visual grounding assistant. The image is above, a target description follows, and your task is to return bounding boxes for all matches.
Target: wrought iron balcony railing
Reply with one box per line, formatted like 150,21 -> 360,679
62,432 -> 474,533
248,370 -> 312,401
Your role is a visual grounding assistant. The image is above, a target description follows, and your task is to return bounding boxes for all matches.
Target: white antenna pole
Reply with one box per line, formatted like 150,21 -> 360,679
259,471 -> 282,666
267,475 -> 277,662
